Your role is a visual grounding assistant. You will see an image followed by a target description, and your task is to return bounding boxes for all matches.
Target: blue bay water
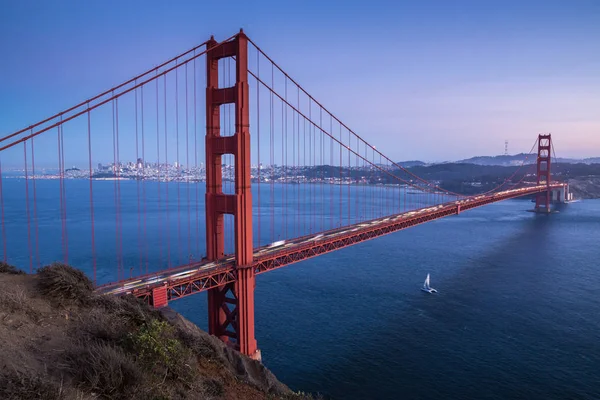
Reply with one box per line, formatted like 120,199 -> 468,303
1,177 -> 599,399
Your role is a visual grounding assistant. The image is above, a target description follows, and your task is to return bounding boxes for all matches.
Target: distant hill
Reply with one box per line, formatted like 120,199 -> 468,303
456,153 -> 534,166
395,155 -> 600,168
570,157 -> 600,164
456,154 -> 600,167
395,160 -> 427,167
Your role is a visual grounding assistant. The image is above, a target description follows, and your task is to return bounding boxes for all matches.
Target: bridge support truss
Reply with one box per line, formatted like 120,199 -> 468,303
535,134 -> 552,213
205,31 -> 259,360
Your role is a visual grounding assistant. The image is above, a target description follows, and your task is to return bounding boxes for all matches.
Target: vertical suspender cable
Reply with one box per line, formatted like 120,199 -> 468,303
87,107 -> 97,284
329,115 -> 333,229
24,142 -> 32,273
284,77 -> 287,239
270,63 -> 274,244
339,123 -> 342,227
58,123 -> 66,264
320,108 -> 324,230
186,63 -> 191,262
141,86 -> 148,273
135,85 -> 142,274
297,87 -> 300,236
175,66 -> 181,264
256,50 -> 261,247
31,139 -> 40,269
164,75 -> 171,268
363,142 -> 367,220
0,158 -> 6,262
354,135 -> 358,223
156,77 -> 163,268
193,55 -> 200,258
308,99 -> 315,233
115,97 -> 122,277
347,129 -> 350,223
61,125 -> 69,263
303,114 -> 307,232
112,98 -> 118,278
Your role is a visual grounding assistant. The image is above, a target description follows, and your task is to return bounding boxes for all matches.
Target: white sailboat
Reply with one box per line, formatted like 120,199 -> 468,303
421,273 -> 437,293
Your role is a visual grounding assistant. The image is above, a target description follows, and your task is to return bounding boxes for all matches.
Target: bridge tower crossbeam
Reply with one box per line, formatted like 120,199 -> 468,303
205,31 -> 259,360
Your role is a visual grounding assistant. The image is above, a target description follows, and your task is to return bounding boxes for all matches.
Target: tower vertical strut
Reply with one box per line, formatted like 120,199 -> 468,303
535,134 -> 552,213
205,31 -> 259,360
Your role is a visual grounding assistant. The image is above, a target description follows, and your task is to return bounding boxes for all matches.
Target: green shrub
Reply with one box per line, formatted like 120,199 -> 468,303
125,319 -> 198,389
127,320 -> 183,368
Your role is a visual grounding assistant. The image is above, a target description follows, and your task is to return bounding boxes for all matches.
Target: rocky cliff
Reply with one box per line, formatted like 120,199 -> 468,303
568,177 -> 600,199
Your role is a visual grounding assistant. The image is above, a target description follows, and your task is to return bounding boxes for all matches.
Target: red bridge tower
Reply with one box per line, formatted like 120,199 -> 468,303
535,134 -> 552,213
205,31 -> 259,360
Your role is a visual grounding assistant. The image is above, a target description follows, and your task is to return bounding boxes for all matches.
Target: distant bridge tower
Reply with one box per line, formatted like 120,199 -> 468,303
504,140 -> 508,156
205,31 -> 260,360
535,134 -> 552,213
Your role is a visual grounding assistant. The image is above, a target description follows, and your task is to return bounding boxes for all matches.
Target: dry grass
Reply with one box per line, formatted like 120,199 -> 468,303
178,328 -> 223,361
37,263 -> 93,304
0,287 -> 27,313
0,286 -> 40,320
91,293 -> 162,326
64,342 -> 143,399
0,369 -> 63,400
0,261 -> 25,275
70,306 -> 131,344
202,378 -> 225,397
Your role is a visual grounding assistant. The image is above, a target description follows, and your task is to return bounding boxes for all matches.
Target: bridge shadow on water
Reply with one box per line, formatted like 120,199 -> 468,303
295,211 -> 599,400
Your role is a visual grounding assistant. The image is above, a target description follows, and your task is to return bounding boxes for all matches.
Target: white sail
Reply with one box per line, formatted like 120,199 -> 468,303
424,274 -> 430,289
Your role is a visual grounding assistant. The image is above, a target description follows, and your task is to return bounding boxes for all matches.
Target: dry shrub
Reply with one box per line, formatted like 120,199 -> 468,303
0,369 -> 62,400
37,263 -> 93,304
65,342 -> 143,399
71,307 -> 131,344
178,328 -> 223,362
201,378 -> 225,397
0,261 -> 25,275
91,293 -> 165,329
0,287 -> 27,313
0,287 -> 39,320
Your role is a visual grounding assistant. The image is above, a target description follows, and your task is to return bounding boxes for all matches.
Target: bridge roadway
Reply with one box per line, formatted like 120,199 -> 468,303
97,184 -> 565,304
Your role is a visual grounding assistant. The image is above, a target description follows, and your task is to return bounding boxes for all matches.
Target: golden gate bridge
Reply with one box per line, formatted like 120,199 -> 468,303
0,30 -> 569,360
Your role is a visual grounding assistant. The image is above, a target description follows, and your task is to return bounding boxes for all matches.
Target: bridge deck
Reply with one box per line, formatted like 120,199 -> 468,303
97,184 -> 564,303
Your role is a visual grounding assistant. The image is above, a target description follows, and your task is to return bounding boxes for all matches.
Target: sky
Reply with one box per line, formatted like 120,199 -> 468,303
1,0 -> 599,165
